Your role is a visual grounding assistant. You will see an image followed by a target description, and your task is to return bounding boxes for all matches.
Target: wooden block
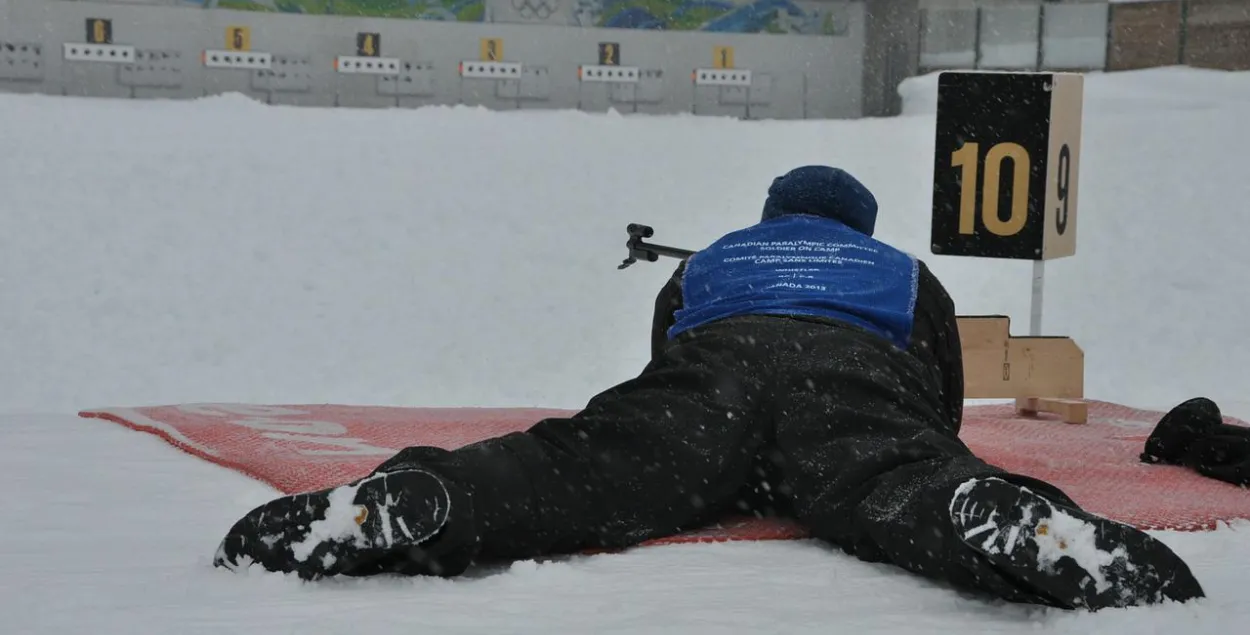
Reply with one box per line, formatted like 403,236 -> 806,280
956,314 -> 1010,351
1015,397 -> 1089,425
957,315 -> 1084,400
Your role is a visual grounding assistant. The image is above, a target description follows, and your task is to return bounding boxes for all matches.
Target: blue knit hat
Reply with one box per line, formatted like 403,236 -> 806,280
760,166 -> 878,236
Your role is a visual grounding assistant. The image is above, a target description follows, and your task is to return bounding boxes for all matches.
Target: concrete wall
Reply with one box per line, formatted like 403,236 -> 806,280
1185,0 -> 1250,71
0,0 -> 869,119
862,0 -> 920,117
1105,1 -> 1183,70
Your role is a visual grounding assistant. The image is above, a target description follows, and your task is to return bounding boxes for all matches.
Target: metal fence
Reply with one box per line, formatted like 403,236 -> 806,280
919,0 -> 1250,74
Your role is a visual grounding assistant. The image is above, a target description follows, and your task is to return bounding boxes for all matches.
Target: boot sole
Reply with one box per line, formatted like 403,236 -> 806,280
214,470 -> 451,580
949,477 -> 1204,610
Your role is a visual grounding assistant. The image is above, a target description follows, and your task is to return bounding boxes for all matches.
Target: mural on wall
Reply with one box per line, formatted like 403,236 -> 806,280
204,0 -> 850,36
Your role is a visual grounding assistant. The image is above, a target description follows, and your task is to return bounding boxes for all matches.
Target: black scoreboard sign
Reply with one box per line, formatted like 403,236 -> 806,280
931,71 -> 1084,261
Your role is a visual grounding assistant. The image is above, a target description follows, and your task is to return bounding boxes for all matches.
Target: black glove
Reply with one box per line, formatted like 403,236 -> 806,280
1185,433 -> 1250,487
1141,397 -> 1250,487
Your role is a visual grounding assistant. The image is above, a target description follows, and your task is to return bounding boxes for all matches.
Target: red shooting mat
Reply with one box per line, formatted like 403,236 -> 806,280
79,400 -> 1250,545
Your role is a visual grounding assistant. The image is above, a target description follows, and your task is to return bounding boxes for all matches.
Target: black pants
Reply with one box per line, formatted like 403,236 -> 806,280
376,315 -> 1075,603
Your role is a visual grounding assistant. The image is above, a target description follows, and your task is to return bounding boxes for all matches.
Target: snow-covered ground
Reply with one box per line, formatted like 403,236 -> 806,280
2,66 -> 1249,633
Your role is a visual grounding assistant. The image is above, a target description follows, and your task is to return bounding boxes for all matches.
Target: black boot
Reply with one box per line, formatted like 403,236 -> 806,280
214,469 -> 475,580
949,477 -> 1205,611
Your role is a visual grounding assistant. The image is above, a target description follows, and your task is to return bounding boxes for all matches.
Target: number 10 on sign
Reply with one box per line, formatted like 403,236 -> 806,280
951,141 -> 1030,238
949,144 -> 1076,254
951,141 -> 1072,240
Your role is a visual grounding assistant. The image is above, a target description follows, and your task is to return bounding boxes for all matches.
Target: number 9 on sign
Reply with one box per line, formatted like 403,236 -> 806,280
952,141 -> 1031,237
1055,144 -> 1071,235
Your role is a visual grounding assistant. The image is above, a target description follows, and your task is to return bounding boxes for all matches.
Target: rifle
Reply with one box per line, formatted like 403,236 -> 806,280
617,224 -> 695,270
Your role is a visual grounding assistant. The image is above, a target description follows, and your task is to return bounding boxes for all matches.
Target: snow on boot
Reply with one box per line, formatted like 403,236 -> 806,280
949,477 -> 1204,611
214,469 -> 453,580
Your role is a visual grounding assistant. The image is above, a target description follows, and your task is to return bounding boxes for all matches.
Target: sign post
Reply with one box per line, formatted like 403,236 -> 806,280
930,70 -> 1087,422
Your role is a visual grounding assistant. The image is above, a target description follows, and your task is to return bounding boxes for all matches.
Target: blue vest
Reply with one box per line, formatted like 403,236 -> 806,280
669,215 -> 920,349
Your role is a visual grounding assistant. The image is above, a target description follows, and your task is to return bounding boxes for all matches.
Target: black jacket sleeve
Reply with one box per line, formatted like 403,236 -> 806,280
650,260 -> 688,361
907,260 -> 965,432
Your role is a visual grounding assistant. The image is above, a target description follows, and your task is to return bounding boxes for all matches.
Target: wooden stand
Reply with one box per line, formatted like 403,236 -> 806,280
957,315 -> 1087,424
1014,397 -> 1088,425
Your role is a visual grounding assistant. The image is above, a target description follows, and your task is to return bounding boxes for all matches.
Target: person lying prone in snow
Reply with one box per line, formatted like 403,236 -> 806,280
214,166 -> 1204,611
